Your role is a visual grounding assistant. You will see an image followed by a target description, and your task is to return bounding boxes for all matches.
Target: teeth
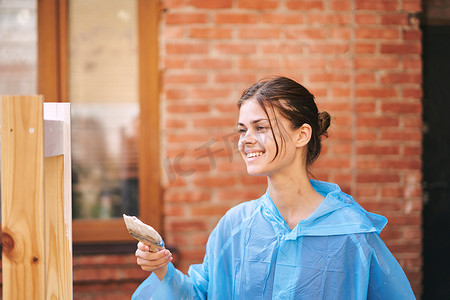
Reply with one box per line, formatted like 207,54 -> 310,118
247,152 -> 264,158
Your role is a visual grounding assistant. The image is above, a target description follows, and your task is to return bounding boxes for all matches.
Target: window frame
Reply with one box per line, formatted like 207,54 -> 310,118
37,0 -> 162,243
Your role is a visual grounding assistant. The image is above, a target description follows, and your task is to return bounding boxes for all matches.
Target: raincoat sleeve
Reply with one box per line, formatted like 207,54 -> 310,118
131,258 -> 209,300
366,233 -> 416,299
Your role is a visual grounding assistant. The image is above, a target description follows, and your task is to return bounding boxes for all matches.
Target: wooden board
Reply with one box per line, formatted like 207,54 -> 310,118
1,95 -> 46,299
1,96 -> 73,299
44,155 -> 71,299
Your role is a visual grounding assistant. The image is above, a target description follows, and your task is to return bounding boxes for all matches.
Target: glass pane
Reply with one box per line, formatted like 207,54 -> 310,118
0,0 -> 38,221
69,0 -> 139,220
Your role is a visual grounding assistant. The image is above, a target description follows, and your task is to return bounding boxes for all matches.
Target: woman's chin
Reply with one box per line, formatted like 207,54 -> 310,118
246,166 -> 265,176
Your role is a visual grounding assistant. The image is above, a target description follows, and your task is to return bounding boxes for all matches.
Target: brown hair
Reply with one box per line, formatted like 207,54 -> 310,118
238,76 -> 331,166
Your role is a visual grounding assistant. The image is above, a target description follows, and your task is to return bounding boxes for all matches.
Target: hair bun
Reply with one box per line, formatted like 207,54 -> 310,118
318,111 -> 331,137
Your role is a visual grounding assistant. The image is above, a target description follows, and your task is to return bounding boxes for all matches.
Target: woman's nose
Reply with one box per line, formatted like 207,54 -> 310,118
240,130 -> 257,145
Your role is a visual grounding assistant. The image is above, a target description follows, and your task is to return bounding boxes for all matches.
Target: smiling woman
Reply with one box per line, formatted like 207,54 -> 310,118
132,76 -> 415,300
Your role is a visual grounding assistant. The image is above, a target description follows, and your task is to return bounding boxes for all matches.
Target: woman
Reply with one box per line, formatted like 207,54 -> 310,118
133,76 -> 415,299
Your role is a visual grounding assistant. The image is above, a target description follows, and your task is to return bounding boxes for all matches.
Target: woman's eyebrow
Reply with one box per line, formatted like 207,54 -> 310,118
237,119 -> 269,127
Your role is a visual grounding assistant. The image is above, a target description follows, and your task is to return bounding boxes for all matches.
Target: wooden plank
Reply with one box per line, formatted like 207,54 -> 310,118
43,103 -> 72,249
43,102 -> 72,299
1,95 -> 45,299
44,155 -> 71,299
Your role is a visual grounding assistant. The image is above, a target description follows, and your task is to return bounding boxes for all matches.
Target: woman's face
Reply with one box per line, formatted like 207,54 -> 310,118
237,99 -> 299,177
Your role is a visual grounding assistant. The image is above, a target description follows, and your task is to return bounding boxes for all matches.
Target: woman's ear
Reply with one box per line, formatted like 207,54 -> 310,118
295,124 -> 312,148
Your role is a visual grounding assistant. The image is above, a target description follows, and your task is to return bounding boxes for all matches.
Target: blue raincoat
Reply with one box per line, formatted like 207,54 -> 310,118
133,180 -> 415,299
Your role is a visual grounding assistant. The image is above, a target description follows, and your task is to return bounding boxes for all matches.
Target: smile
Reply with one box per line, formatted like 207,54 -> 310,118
246,151 -> 264,158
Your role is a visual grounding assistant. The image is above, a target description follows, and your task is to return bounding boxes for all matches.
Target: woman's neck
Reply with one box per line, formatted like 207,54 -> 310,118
267,171 -> 324,229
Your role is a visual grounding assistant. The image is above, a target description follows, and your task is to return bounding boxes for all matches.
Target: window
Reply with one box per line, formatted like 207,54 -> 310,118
37,0 -> 161,243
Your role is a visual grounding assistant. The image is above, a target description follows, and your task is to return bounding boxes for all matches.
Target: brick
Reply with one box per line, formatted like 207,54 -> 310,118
164,73 -> 208,84
380,130 -> 422,141
191,87 -> 231,99
165,88 -> 189,100
165,190 -> 211,203
355,28 -> 399,40
163,27 -> 186,39
403,29 -> 421,41
403,146 -> 422,156
355,130 -> 377,141
331,142 -> 352,154
168,220 -> 207,231
308,43 -> 349,54
193,117 -> 236,127
355,73 -> 376,83
262,43 -> 303,54
379,159 -> 421,169
166,43 -> 209,54
190,58 -> 232,69
286,28 -> 327,39
193,175 -> 237,187
380,43 -> 421,54
330,0 -> 352,11
402,57 -> 421,69
402,116 -> 422,128
238,0 -> 279,9
381,14 -> 409,25
355,102 -> 376,112
314,158 -> 351,169
331,87 -> 351,97
355,0 -> 399,11
191,204 -> 232,216
402,1 -> 421,11
215,13 -> 259,24
165,13 -> 208,24
357,116 -> 399,127
286,0 -> 324,10
166,118 -> 188,128
330,28 -> 352,40
190,27 -> 232,39
329,58 -> 351,69
356,145 -> 400,155
355,13 -> 378,25
164,203 -> 186,216
189,0 -> 232,9
356,173 -> 400,183
283,58 -> 327,69
403,88 -> 422,98
164,58 -> 186,68
309,72 -> 350,83
239,57 -> 281,69
238,28 -> 281,39
215,43 -> 257,54
320,102 -> 351,112
306,13 -> 351,25
355,88 -> 398,98
261,13 -> 304,24
163,0 -> 186,9
380,102 -> 422,113
167,132 -> 212,144
214,72 -> 257,83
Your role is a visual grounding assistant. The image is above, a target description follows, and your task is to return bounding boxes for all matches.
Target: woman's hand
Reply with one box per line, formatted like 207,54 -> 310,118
135,242 -> 173,280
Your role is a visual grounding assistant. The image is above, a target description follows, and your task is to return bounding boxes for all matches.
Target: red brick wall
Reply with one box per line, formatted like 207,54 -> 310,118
0,0 -> 424,299
160,0 -> 423,297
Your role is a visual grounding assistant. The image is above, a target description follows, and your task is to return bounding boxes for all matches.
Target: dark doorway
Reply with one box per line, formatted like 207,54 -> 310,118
422,25 -> 450,299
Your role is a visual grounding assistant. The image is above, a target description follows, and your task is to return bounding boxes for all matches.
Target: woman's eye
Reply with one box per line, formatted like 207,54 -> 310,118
238,128 -> 247,134
256,126 -> 267,131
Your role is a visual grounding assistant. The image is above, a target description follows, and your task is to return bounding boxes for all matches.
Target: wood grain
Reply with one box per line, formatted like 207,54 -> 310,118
1,95 -> 46,299
44,155 -> 71,299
